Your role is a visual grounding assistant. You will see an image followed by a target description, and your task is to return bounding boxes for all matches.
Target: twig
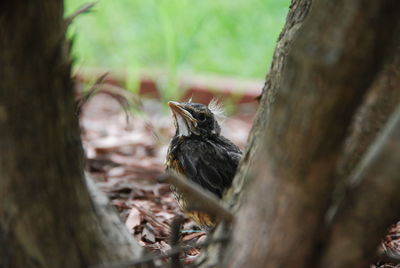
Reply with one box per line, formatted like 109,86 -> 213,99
75,72 -> 108,116
95,234 -> 230,268
170,215 -> 185,268
131,204 -> 171,237
65,2 -> 97,27
158,172 -> 234,223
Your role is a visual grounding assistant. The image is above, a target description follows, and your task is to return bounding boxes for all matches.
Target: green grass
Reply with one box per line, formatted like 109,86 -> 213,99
65,0 -> 290,99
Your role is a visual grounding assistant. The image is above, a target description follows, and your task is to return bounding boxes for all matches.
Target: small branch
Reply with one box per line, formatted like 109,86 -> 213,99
65,2 -> 97,27
75,72 -> 108,116
158,172 -> 234,224
169,215 -> 185,268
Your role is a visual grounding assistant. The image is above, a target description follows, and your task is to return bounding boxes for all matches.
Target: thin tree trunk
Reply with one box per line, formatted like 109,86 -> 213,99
319,105 -> 400,268
224,0 -> 400,267
0,2 -> 147,267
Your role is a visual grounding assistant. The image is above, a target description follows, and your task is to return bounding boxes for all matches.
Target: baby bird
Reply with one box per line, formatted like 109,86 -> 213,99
166,100 -> 242,230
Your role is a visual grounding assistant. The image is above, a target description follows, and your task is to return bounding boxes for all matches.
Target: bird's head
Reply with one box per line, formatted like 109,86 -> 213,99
168,100 -> 223,137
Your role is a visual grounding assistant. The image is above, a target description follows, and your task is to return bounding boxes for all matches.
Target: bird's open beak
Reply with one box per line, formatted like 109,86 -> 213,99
168,101 -> 197,124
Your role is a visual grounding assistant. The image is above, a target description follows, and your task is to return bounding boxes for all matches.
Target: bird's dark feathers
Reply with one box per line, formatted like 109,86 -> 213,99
168,134 -> 242,198
166,100 -> 242,229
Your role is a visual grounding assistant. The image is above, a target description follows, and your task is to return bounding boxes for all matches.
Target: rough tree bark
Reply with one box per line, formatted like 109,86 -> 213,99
0,2 -> 147,267
222,0 -> 400,267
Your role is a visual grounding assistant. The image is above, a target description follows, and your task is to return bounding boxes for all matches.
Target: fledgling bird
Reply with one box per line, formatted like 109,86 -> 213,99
166,100 -> 242,230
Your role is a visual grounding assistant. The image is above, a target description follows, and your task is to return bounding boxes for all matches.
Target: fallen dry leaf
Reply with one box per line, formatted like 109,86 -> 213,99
125,207 -> 141,233
142,223 -> 156,243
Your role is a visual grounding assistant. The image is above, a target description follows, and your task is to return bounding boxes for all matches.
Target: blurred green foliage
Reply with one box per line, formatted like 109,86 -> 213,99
65,0 -> 289,76
65,0 -> 289,100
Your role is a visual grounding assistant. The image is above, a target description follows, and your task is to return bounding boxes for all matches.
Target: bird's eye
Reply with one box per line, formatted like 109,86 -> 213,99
198,113 -> 206,121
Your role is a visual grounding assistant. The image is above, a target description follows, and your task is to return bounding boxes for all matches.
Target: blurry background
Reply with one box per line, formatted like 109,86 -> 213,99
65,0 -> 290,102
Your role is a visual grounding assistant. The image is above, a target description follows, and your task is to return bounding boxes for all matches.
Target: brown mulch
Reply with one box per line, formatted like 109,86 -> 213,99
372,222 -> 400,268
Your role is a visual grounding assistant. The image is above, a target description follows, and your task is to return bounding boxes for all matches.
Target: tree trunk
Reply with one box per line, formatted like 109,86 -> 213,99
223,0 -> 400,267
0,2 -> 147,267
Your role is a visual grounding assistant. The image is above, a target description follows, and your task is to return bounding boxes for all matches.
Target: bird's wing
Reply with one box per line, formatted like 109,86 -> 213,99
177,139 -> 240,198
